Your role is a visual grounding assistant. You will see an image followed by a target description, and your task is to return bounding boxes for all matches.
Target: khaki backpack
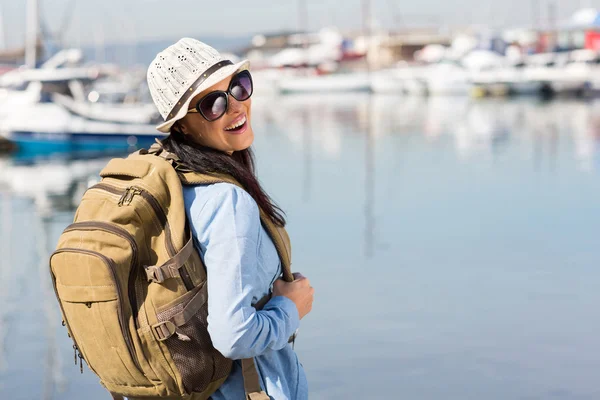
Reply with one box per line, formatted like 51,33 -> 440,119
49,145 -> 293,400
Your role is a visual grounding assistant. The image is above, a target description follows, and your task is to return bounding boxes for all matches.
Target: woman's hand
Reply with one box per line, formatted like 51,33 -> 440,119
273,273 -> 314,319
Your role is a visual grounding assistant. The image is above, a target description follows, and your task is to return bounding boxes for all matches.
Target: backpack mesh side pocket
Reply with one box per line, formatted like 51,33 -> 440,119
155,288 -> 232,394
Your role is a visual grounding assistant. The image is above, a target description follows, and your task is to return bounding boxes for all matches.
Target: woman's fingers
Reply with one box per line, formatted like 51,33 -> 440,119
292,272 -> 305,281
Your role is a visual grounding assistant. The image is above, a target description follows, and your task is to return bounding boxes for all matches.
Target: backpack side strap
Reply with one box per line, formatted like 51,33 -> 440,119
144,235 -> 195,283
241,358 -> 270,400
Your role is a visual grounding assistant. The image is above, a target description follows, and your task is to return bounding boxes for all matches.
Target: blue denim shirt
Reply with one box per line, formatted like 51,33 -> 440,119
183,182 -> 308,400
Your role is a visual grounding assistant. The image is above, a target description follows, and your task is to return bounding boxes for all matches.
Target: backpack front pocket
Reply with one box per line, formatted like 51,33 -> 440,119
50,248 -> 147,386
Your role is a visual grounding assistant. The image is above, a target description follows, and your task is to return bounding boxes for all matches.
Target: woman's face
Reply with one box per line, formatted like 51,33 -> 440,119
177,72 -> 254,153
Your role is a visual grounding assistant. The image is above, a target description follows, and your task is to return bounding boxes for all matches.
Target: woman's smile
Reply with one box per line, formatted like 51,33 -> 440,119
223,113 -> 248,134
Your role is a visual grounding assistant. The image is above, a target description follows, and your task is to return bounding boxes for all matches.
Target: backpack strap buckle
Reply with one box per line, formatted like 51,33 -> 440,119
247,392 -> 270,400
145,236 -> 196,284
144,264 -> 180,283
152,321 -> 177,341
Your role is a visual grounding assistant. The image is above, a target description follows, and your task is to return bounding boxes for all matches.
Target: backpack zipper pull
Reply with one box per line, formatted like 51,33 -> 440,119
62,320 -> 71,337
78,351 -> 84,374
118,187 -> 142,207
117,188 -> 128,206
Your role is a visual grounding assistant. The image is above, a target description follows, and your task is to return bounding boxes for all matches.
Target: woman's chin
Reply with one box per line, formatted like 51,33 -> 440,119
230,129 -> 254,151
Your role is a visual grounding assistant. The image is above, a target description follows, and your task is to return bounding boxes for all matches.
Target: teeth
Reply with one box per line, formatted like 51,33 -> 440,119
225,116 -> 246,131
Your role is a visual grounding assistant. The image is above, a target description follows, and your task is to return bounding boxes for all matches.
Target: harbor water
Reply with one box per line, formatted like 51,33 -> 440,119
1,94 -> 599,399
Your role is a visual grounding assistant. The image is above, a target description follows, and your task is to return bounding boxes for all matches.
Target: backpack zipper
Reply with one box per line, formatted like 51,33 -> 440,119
51,270 -> 87,375
63,221 -> 140,325
51,247 -> 143,374
88,183 -> 195,290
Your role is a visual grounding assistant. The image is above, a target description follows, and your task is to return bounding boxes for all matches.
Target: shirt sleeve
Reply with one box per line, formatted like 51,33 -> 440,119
186,183 -> 299,360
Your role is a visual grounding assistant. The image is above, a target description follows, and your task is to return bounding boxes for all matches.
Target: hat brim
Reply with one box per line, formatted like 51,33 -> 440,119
156,59 -> 250,133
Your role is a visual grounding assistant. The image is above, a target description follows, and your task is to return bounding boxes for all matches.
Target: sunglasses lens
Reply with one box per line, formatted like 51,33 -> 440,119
230,71 -> 253,101
199,92 -> 227,121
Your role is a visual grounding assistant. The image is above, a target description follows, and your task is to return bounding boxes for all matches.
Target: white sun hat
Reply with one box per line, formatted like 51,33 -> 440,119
147,38 -> 249,133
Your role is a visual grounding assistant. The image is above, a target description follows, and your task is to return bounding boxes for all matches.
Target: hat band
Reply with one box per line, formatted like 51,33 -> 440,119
167,59 -> 234,120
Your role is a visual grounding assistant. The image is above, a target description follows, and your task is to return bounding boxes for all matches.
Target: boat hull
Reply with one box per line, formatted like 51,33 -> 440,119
6,131 -> 164,160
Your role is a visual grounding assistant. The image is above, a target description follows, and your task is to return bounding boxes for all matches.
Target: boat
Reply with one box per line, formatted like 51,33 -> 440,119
0,75 -> 162,158
277,71 -> 372,93
370,69 -> 405,93
0,49 -> 163,157
503,64 -> 544,96
394,64 -> 428,96
428,51 -> 509,97
425,60 -> 473,96
471,63 -> 541,97
521,52 -> 568,96
550,50 -> 600,96
0,0 -> 162,158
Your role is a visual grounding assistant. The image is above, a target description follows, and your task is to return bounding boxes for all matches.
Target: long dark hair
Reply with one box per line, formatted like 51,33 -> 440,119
162,128 -> 286,226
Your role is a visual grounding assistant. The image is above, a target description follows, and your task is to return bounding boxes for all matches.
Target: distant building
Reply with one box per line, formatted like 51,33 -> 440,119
536,8 -> 600,52
351,29 -> 452,68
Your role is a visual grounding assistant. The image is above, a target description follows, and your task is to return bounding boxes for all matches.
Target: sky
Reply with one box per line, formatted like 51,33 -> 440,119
0,0 -> 599,48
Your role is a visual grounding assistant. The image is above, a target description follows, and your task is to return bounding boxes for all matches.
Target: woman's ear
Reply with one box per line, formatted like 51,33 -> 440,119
175,121 -> 188,135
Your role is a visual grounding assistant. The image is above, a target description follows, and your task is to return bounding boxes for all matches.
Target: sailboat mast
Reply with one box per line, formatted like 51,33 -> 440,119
0,3 -> 6,50
362,0 -> 371,71
298,0 -> 308,35
25,0 -> 39,68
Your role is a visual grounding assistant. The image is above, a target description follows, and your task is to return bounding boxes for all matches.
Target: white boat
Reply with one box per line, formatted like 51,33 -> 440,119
503,65 -> 544,96
370,70 -> 404,93
0,96 -> 160,158
277,72 -> 372,93
463,51 -> 514,96
250,69 -> 284,96
550,50 -> 600,96
425,61 -> 473,96
470,52 -> 572,97
52,91 -> 158,125
521,52 -> 567,96
472,65 -> 542,96
402,78 -> 428,95
428,51 -> 509,97
394,64 -> 428,96
0,51 -> 162,156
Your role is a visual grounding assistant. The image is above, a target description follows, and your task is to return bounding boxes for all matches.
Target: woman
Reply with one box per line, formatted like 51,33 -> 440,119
146,38 -> 313,400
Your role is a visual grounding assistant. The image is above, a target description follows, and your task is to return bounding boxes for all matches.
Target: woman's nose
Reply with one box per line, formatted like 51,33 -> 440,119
228,96 -> 244,113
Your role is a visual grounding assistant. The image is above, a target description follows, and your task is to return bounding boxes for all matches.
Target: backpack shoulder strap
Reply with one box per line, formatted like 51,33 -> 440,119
179,170 -> 294,283
137,144 -> 293,282
174,158 -> 293,400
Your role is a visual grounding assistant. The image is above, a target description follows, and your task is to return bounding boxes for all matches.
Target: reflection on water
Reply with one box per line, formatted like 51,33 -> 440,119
1,96 -> 599,399
253,94 -> 600,169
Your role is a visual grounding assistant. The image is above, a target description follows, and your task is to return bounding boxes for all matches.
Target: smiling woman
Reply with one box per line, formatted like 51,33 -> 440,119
142,38 -> 313,400
176,69 -> 255,153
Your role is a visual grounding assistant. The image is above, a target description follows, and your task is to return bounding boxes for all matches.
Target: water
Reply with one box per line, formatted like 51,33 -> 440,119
1,95 -> 599,399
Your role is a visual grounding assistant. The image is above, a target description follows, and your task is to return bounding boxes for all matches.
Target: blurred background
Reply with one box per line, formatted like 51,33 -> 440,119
1,0 -> 600,399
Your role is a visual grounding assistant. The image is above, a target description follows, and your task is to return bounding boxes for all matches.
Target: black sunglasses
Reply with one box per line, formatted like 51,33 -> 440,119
187,70 -> 253,122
